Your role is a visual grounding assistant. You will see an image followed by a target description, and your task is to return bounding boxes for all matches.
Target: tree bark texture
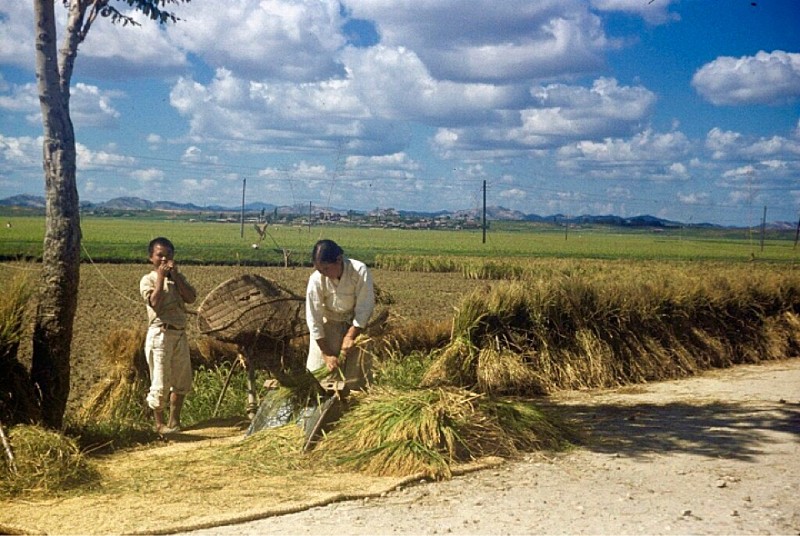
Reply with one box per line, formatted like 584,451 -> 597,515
31,0 -> 82,429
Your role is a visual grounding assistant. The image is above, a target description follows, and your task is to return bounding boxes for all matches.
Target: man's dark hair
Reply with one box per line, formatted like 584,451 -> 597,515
311,239 -> 343,264
148,236 -> 175,255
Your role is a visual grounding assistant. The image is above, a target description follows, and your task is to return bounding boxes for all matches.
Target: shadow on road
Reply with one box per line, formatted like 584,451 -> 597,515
553,399 -> 800,461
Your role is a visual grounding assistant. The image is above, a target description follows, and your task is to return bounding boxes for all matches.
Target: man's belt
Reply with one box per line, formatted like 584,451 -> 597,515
154,323 -> 184,331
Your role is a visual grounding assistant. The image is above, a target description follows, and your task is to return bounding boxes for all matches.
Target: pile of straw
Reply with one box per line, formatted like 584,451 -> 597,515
421,272 -> 800,394
77,325 -> 150,425
0,424 -> 98,497
314,386 -> 574,479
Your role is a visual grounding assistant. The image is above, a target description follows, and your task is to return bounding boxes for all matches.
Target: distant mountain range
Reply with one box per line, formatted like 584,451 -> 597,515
1,194 -> 795,230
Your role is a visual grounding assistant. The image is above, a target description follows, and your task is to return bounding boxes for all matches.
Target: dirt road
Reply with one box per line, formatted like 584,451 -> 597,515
181,359 -> 800,536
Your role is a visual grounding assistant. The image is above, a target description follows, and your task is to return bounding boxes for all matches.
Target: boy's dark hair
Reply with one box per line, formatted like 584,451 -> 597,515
311,239 -> 343,264
148,236 -> 175,255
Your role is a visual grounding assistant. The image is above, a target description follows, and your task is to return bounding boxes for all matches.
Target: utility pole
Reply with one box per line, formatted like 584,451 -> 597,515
482,180 -> 487,244
760,205 -> 766,252
309,201 -> 312,233
794,213 -> 800,249
240,178 -> 246,238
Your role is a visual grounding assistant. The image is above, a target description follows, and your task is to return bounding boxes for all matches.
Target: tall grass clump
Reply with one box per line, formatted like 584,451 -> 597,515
422,264 -> 800,394
181,361 -> 274,425
314,386 -> 574,479
0,271 -> 32,355
337,308 -> 433,389
0,269 -> 39,426
0,424 -> 99,498
369,317 -> 451,370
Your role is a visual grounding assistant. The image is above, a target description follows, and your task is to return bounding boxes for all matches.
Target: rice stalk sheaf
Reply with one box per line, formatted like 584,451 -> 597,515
77,325 -> 150,424
313,386 -> 570,479
421,269 -> 800,394
0,425 -> 99,496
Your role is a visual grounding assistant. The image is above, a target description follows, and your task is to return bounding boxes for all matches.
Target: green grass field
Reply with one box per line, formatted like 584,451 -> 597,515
1,215 -> 799,265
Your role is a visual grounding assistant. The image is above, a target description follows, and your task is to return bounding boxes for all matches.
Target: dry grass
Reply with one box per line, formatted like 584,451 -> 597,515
76,324 -> 150,426
420,337 -> 478,388
420,266 -> 800,394
0,419 -> 458,535
224,424 -> 310,473
0,270 -> 32,352
374,317 -> 451,357
4,260 -> 800,509
0,424 -> 98,496
375,255 -> 459,273
313,386 -> 575,480
0,269 -> 38,426
192,336 -> 240,367
476,345 -> 547,395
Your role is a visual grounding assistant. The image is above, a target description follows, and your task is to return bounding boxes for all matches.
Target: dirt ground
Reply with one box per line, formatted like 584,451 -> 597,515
4,263 -> 799,535
179,359 -> 800,536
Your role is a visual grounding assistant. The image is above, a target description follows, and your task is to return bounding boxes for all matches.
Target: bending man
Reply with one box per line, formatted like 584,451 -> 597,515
305,239 -> 375,390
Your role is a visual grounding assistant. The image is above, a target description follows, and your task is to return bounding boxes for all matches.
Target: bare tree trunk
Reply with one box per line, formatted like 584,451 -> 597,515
31,0 -> 82,429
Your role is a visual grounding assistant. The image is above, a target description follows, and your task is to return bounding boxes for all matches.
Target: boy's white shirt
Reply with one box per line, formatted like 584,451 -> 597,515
139,271 -> 191,328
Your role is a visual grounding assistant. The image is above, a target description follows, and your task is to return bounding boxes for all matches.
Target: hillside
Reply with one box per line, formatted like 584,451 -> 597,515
0,194 -> 726,229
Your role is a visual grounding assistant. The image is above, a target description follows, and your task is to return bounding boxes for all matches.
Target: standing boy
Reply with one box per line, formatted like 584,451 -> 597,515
140,237 -> 197,434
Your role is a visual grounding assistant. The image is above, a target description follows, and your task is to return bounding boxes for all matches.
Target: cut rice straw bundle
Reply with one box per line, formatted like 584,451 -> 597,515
419,337 -> 477,388
476,344 -> 545,395
0,272 -> 32,357
77,325 -> 150,425
0,425 -> 98,497
314,386 -> 575,480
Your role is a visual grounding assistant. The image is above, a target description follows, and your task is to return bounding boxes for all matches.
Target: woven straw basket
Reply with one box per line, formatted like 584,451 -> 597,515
196,274 -> 306,349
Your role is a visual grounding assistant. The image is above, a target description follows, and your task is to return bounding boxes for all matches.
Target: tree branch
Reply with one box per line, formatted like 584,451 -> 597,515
59,0 -> 89,97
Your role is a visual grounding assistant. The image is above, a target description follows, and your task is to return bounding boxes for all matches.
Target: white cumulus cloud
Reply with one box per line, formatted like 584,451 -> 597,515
692,50 -> 800,106
345,0 -> 610,82
168,0 -> 345,82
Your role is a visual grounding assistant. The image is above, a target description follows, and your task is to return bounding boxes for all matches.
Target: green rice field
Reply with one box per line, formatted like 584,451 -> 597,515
2,215 -> 799,265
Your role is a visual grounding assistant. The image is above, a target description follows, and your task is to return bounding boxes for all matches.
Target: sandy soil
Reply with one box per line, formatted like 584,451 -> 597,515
180,359 -> 800,536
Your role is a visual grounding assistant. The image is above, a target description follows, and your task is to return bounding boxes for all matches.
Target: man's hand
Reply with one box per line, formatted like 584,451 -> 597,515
323,353 -> 340,371
340,335 -> 356,355
341,326 -> 362,356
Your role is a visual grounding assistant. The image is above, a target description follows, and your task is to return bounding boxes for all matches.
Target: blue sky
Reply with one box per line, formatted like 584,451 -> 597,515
1,0 -> 799,226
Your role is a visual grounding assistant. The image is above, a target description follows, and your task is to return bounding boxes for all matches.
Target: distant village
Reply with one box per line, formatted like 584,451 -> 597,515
199,206 -> 487,231
10,194 -> 796,232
